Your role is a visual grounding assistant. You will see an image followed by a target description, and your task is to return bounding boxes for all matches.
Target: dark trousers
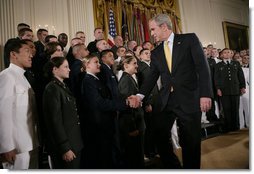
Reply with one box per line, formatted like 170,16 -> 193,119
82,130 -> 114,169
120,133 -> 144,169
154,106 -> 202,169
144,111 -> 157,158
206,98 -> 219,121
50,150 -> 81,169
220,95 -> 240,132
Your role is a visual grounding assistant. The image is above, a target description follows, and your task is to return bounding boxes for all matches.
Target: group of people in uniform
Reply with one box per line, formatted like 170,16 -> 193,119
0,13 -> 249,170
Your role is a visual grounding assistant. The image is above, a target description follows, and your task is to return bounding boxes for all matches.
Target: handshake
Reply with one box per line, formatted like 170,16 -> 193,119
126,95 -> 142,108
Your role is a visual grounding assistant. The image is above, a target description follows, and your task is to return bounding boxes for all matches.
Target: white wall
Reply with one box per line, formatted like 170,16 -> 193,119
178,0 -> 249,49
0,0 -> 94,70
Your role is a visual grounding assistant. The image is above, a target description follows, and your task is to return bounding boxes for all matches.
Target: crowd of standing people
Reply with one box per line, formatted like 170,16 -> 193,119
0,13 -> 249,169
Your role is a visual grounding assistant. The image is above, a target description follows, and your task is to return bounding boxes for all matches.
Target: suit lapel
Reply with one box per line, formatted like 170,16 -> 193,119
158,43 -> 171,75
172,34 -> 182,73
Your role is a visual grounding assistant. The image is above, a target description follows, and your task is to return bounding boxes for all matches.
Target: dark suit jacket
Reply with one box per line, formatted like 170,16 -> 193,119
87,40 -> 98,54
118,72 -> 145,134
140,33 -> 213,113
43,78 -> 83,155
66,47 -> 75,68
34,41 -> 45,57
111,45 -> 118,59
69,59 -> 82,97
214,60 -> 245,95
137,61 -> 159,107
81,73 -> 126,134
97,63 -> 119,99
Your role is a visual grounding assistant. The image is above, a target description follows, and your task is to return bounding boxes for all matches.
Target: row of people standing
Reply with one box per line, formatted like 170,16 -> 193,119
1,13 -> 213,169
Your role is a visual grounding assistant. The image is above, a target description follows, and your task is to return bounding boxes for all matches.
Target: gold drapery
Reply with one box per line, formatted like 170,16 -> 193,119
93,0 -> 181,45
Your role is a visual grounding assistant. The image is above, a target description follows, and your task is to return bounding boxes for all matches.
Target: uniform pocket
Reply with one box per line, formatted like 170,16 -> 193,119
15,85 -> 28,106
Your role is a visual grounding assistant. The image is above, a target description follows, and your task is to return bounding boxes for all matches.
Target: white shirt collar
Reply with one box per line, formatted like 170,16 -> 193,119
142,60 -> 150,66
164,32 -> 174,52
223,59 -> 231,64
167,32 -> 174,44
103,63 -> 111,69
87,71 -> 99,80
9,63 -> 26,75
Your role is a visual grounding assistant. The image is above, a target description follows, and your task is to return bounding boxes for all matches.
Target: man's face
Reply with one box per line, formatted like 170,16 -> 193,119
95,29 -> 104,40
242,55 -> 249,64
26,41 -> 36,57
102,52 -> 114,66
117,47 -> 126,57
58,34 -> 68,47
21,31 -> 33,40
149,20 -> 163,43
12,44 -> 33,68
41,31 -> 48,43
221,50 -> 231,60
140,50 -> 151,62
76,33 -> 86,44
71,38 -> 82,47
97,40 -> 110,51
115,36 -> 123,47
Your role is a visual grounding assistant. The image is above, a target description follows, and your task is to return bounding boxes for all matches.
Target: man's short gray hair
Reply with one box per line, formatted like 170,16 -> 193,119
151,14 -> 172,30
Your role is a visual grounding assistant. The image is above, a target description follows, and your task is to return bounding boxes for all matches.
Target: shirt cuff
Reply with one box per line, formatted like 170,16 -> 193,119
136,94 -> 144,100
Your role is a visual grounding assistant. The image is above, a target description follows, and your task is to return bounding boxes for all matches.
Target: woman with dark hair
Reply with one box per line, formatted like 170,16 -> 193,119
44,42 -> 63,59
43,57 -> 83,169
117,55 -> 145,168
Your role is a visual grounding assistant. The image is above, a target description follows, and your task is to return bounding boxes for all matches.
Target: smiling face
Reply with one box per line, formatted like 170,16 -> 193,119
149,20 -> 172,43
102,51 -> 114,66
140,49 -> 151,62
86,56 -> 101,74
124,57 -> 138,75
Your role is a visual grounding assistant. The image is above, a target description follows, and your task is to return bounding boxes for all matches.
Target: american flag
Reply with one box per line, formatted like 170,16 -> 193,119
108,9 -> 117,46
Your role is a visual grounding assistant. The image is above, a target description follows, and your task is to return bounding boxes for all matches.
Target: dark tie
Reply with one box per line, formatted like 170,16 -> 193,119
227,61 -> 230,66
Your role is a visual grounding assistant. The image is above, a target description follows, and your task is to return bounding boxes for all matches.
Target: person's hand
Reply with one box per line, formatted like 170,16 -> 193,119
128,95 -> 142,108
217,89 -> 222,97
200,97 -> 211,112
240,88 -> 246,95
0,149 -> 17,164
145,104 -> 152,112
128,130 -> 139,136
62,150 -> 76,162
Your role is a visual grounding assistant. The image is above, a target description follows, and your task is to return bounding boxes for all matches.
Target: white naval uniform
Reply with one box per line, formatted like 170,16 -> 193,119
0,63 -> 39,169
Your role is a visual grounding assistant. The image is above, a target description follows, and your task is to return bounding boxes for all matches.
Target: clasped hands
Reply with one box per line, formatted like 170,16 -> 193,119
127,95 -> 142,108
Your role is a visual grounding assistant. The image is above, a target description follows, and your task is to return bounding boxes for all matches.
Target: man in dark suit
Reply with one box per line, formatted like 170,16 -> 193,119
130,14 -> 213,169
87,27 -> 104,54
203,47 -> 219,122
